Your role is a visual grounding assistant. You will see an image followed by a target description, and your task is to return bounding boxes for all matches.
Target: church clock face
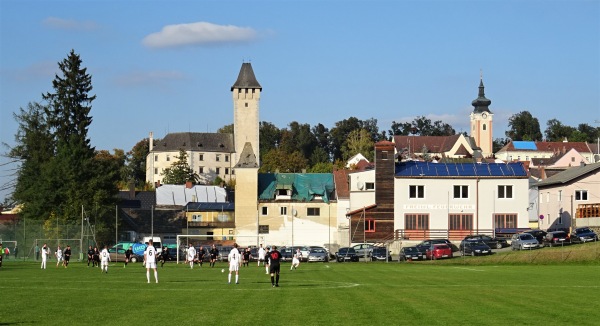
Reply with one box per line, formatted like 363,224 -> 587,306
482,112 -> 488,119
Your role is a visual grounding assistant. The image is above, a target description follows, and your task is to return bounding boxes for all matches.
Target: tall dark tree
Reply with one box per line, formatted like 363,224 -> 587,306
544,119 -> 575,141
311,123 -> 331,159
330,117 -> 362,161
505,111 -> 542,141
8,102 -> 55,220
279,122 -> 317,160
161,149 -> 199,184
576,123 -> 600,143
126,138 -> 150,189
259,121 -> 282,158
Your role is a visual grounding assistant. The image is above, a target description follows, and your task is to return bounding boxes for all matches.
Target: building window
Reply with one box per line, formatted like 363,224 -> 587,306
199,167 -> 204,174
280,207 -> 287,215
261,207 -> 268,216
166,155 -> 170,162
307,207 -> 320,216
575,190 -> 588,201
245,102 -> 248,108
225,155 -> 229,162
216,154 -> 220,162
225,168 -> 229,175
216,167 -> 221,174
154,168 -> 158,174
405,214 -> 429,230
365,219 -> 375,233
365,182 -> 375,190
558,190 -> 562,202
546,192 -> 549,202
494,214 -> 517,229
498,185 -> 513,199
258,225 -> 269,234
154,155 -> 158,162
453,185 -> 468,199
526,156 -> 529,161
409,185 -> 424,199
199,154 -> 204,161
483,124 -> 487,131
571,157 -> 575,162
381,152 -> 388,160
449,214 -> 473,230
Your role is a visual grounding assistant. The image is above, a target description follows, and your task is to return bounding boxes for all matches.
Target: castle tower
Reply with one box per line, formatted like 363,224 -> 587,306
469,77 -> 494,157
231,62 -> 261,166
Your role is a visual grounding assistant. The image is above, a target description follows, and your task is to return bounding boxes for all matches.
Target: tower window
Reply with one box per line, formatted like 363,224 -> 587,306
483,124 -> 487,131
245,102 -> 248,107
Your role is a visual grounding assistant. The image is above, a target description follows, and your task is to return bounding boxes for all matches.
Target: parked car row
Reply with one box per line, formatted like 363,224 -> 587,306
511,227 -> 599,250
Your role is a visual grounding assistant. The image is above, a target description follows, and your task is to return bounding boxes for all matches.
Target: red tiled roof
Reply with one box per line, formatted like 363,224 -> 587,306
333,169 -> 350,199
393,135 -> 461,154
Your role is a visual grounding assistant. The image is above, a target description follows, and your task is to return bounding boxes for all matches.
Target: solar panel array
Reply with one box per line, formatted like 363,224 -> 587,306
185,202 -> 235,211
394,161 -> 528,178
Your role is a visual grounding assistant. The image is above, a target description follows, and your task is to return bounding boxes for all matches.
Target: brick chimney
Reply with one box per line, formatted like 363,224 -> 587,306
185,181 -> 193,189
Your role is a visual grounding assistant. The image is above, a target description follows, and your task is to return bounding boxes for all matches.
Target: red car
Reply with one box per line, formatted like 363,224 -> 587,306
425,244 -> 453,260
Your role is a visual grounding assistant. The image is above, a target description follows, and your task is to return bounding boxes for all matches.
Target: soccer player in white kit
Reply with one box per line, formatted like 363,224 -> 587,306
100,245 -> 110,273
291,248 -> 301,270
144,239 -> 159,283
55,246 -> 63,268
187,243 -> 196,269
40,243 -> 49,269
257,244 -> 266,267
227,243 -> 241,284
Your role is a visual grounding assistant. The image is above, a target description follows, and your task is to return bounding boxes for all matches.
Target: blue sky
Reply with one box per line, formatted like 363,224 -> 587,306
1,0 -> 599,200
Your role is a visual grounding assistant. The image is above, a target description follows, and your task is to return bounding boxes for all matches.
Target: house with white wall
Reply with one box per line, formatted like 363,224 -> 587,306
393,161 -> 530,240
535,162 -> 600,231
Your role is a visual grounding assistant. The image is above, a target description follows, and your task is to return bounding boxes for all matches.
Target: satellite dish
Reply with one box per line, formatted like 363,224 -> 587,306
292,209 -> 298,216
357,182 -> 364,190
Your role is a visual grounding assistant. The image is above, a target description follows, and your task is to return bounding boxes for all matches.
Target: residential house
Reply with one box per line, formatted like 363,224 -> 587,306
496,140 -> 594,164
535,162 -> 600,231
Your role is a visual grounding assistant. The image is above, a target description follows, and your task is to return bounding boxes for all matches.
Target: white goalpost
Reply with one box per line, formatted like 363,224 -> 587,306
175,234 -> 266,264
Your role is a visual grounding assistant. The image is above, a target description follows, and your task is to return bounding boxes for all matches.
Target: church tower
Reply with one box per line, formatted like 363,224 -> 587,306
469,76 -> 494,157
232,62 -> 261,166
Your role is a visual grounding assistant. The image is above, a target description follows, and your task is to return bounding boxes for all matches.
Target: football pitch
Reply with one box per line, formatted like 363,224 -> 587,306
1,259 -> 599,326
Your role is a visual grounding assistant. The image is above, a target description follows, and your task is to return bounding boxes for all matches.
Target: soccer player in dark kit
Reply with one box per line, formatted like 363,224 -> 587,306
87,246 -> 94,267
63,245 -> 72,267
197,246 -> 206,267
268,246 -> 282,287
209,244 -> 219,268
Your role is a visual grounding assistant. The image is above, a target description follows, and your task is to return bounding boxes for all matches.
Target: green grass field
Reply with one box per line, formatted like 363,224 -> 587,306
1,247 -> 599,326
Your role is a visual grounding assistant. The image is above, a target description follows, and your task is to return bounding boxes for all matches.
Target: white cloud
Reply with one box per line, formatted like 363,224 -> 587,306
42,17 -> 99,31
142,22 -> 257,48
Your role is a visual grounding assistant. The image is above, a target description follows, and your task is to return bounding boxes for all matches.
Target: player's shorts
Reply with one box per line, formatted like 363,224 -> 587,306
65,256 -> 70,261
269,264 -> 281,274
56,257 -> 63,262
292,258 -> 300,265
101,260 -> 109,266
146,261 -> 157,269
211,255 -> 217,260
229,263 -> 239,272
258,255 -> 265,261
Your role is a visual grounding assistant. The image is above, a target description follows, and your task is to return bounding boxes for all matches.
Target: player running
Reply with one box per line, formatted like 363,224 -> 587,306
291,248 -> 301,270
242,248 -> 251,267
227,243 -> 242,284
55,246 -> 63,268
209,245 -> 219,268
63,245 -> 72,268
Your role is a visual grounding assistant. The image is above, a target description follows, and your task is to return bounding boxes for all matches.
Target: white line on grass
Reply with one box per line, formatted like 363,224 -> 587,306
452,267 -> 486,272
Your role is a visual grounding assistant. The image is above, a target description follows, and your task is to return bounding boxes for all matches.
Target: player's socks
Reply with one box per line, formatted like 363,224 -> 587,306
276,275 -> 279,284
235,275 -> 239,284
154,271 -> 158,283
228,274 -> 231,283
271,276 -> 274,285
147,271 -> 150,283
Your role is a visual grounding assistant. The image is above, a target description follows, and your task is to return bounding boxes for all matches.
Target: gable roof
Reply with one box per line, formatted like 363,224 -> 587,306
333,169 -> 350,199
395,161 -> 528,178
498,141 -> 591,153
258,173 -> 335,203
151,132 -> 234,153
393,134 -> 462,154
235,142 -> 258,168
535,162 -> 600,187
156,185 -> 228,205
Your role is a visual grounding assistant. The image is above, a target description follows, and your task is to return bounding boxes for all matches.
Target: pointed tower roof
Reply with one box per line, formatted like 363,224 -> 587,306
231,62 -> 262,91
471,77 -> 492,113
235,142 -> 258,168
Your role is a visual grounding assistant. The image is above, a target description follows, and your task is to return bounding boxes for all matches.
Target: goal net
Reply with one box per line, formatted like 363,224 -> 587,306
175,234 -> 266,264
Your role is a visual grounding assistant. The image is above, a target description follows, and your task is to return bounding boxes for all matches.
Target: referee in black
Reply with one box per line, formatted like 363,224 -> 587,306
268,246 -> 282,287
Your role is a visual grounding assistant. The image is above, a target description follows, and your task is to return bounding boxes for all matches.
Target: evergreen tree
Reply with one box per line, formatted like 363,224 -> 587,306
161,149 -> 200,184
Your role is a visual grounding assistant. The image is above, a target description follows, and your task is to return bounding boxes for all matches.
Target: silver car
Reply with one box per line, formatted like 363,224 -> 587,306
511,233 -> 540,250
307,248 -> 329,262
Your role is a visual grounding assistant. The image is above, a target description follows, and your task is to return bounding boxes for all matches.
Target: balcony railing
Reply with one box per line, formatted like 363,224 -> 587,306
187,221 -> 235,228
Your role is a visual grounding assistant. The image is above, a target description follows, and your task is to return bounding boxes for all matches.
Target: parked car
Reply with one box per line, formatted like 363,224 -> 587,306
371,247 -> 392,261
280,247 -> 294,261
307,248 -> 329,262
416,239 -> 459,252
542,231 -> 571,247
511,233 -> 540,250
570,227 -> 599,243
108,247 -> 143,263
425,244 -> 453,260
460,235 -> 508,250
352,243 -> 374,257
398,246 -> 425,262
523,229 -> 547,244
462,241 -> 492,256
335,247 -> 359,262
